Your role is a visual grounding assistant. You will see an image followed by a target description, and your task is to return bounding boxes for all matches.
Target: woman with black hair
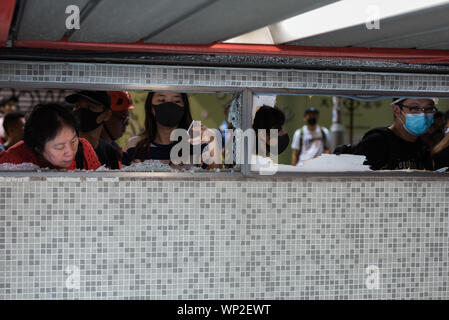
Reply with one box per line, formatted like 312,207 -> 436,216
250,105 -> 289,173
0,103 -> 100,170
252,105 -> 289,157
123,91 -> 220,167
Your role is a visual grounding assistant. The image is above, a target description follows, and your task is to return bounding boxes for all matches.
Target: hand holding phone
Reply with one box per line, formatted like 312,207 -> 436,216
188,120 -> 202,145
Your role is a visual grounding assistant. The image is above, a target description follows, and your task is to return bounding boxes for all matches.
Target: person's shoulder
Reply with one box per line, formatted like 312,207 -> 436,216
4,140 -> 28,153
362,127 -> 393,141
355,127 -> 394,154
79,137 -> 89,146
0,141 -> 32,164
101,139 -> 121,161
292,129 -> 301,137
321,126 -> 330,134
79,137 -> 99,155
98,138 -> 116,150
294,127 -> 306,136
318,126 -> 330,137
124,135 -> 142,151
79,137 -> 95,150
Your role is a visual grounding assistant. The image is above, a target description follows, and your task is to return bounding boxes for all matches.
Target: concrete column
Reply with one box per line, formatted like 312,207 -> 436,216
330,96 -> 345,152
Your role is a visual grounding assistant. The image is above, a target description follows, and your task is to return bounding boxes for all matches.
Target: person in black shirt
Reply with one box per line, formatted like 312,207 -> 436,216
123,91 -> 220,168
422,111 -> 445,149
352,98 -> 437,170
66,91 -> 121,169
432,110 -> 449,169
100,91 -> 134,158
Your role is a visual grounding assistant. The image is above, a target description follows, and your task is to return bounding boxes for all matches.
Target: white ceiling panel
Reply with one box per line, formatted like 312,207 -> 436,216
288,2 -> 449,50
142,0 -> 338,44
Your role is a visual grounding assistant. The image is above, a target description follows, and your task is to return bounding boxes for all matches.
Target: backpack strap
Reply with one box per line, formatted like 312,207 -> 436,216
320,127 -> 327,149
298,127 -> 303,156
299,126 -> 327,154
75,140 -> 84,169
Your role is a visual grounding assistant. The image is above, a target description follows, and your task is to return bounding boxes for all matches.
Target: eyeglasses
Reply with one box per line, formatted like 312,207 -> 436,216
397,103 -> 438,114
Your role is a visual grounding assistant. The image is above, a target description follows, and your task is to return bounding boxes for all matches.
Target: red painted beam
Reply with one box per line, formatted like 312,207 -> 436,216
0,0 -> 16,47
12,40 -> 449,64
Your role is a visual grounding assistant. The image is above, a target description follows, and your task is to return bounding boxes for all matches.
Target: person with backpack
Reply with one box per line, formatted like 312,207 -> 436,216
337,98 -> 437,170
291,107 -> 330,166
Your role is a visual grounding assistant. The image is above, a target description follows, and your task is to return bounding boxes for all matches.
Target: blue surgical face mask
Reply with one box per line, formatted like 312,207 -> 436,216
401,111 -> 434,136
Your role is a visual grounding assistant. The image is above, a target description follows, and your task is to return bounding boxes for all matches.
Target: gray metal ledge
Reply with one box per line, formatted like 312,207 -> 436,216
0,170 -> 448,181
1,60 -> 449,96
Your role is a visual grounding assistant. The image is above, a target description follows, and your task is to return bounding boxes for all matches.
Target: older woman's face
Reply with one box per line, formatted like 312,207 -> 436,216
41,126 -> 79,168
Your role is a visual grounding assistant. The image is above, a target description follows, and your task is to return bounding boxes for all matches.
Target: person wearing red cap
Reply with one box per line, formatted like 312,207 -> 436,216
100,91 -> 134,159
0,103 -> 100,170
66,90 -> 121,170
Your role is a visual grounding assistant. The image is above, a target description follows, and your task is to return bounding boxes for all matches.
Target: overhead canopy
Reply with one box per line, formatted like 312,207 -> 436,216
2,0 -> 449,66
13,0 -> 337,44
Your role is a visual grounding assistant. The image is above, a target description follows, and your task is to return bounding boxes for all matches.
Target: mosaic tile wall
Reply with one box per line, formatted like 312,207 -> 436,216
0,176 -> 448,299
2,60 -> 449,94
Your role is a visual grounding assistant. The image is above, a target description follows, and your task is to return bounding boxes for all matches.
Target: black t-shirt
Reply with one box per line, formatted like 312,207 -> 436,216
123,141 -> 208,166
125,142 -> 175,162
353,127 -> 433,170
434,146 -> 449,169
95,138 -> 120,169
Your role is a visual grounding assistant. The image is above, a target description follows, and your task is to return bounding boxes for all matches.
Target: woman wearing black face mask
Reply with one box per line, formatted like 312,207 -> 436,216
123,92 -> 220,167
123,92 -> 190,164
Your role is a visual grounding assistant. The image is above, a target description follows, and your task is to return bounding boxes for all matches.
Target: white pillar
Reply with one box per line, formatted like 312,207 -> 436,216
330,96 -> 345,152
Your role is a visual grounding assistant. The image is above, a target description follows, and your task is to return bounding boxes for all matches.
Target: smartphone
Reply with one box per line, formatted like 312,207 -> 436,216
188,120 -> 202,145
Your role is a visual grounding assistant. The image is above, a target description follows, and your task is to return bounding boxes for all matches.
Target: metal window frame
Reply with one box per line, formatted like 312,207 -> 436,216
1,59 -> 449,178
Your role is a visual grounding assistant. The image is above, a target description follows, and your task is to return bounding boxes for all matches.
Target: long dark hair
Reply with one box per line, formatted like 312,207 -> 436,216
133,92 -> 192,159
